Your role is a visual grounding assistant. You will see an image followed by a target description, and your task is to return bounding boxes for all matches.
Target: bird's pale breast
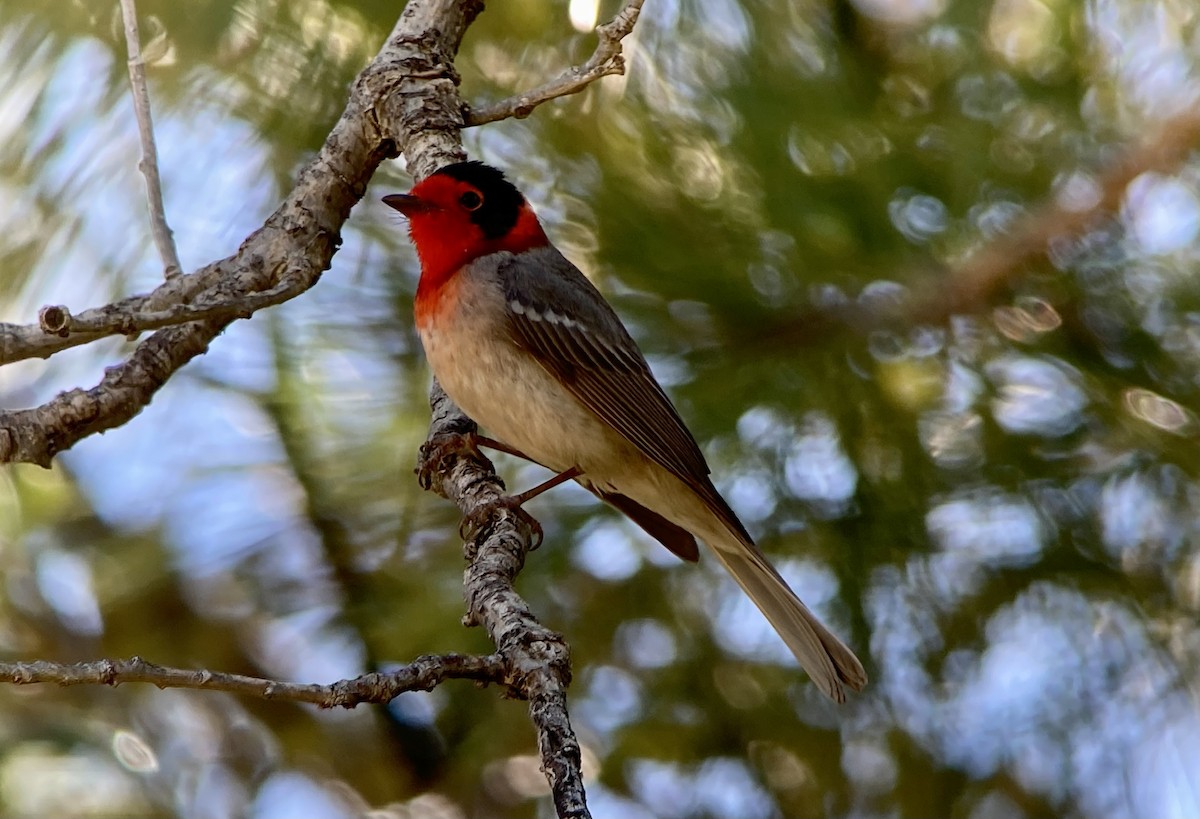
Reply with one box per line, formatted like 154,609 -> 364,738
416,260 -> 635,488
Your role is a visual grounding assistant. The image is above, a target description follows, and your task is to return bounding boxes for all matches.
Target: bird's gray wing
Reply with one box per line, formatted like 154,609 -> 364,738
492,246 -> 751,545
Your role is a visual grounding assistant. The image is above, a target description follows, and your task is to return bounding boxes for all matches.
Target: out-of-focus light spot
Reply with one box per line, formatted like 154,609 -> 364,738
910,326 -> 946,358
1123,388 -> 1194,434
858,280 -> 910,313
673,142 -> 725,201
252,772 -> 350,819
786,128 -> 855,177
753,743 -> 814,793
35,548 -> 103,636
1098,472 -> 1174,564
927,492 -> 1044,565
990,135 -> 1036,173
112,730 -> 158,773
888,191 -> 948,243
993,296 -> 1062,342
584,786 -> 656,819
693,758 -> 774,819
568,0 -> 599,32
1178,552 -> 1200,612
1131,712 -> 1200,819
365,793 -> 465,819
572,522 -> 642,580
878,358 -> 946,412
388,689 -> 441,727
138,17 -> 176,66
628,759 -> 693,817
868,330 -> 907,362
747,262 -> 784,299
956,71 -> 1021,123
712,664 -> 767,709
1124,173 -> 1200,255
1087,0 -> 1199,119
987,355 -> 1087,436
842,738 -> 898,795
294,0 -> 372,64
736,406 -> 791,450
629,758 -> 773,819
882,74 -> 933,118
701,0 -> 751,51
0,747 -> 149,816
783,413 -> 858,513
1056,171 -> 1102,213
579,666 -> 643,734
486,750 -> 600,803
944,359 -> 986,413
919,411 -> 984,469
988,0 -> 1060,71
616,619 -> 678,668
727,471 -> 777,523
644,353 -> 690,388
850,0 -> 947,26
969,198 -> 1024,238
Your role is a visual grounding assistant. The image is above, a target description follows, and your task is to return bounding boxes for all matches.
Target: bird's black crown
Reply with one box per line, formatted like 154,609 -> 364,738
434,161 -> 526,240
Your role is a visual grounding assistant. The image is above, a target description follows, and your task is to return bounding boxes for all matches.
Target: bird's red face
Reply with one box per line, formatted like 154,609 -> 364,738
384,162 -> 548,295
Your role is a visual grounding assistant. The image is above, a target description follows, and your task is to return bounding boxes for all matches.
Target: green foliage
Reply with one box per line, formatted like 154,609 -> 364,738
2,0 -> 1200,817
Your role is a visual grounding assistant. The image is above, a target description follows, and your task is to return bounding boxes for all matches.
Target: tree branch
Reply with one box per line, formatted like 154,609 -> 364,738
0,654 -> 504,707
419,383 -> 591,819
465,0 -> 644,127
118,0 -> 183,279
0,0 -> 645,367
4,3 -> 634,813
0,0 -> 480,465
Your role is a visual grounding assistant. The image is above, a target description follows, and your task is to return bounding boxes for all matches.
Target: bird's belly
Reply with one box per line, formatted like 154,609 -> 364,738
418,305 -> 628,483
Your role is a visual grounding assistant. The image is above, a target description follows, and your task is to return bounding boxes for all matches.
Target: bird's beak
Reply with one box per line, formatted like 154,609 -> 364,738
382,193 -> 436,215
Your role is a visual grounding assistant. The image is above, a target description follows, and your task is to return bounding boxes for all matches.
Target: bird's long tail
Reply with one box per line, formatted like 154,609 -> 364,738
706,540 -> 867,703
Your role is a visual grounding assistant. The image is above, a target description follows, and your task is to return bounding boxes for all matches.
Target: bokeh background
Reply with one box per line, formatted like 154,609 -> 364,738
3,0 -> 1200,817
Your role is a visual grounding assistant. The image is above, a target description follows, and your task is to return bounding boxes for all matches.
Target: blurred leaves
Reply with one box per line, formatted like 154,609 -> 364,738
3,0 -> 1200,817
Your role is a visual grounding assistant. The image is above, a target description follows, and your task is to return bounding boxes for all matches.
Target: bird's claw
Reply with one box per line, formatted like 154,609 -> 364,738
417,432 -> 487,494
459,495 -> 545,550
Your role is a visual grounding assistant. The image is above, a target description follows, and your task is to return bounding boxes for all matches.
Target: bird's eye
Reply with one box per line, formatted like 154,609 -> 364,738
459,191 -> 483,211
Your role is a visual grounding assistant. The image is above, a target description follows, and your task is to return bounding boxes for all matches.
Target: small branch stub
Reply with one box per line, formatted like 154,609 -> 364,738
38,305 -> 71,337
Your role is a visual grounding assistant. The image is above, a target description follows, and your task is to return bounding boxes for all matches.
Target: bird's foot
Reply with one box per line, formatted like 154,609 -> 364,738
417,431 -> 490,496
459,495 -> 544,550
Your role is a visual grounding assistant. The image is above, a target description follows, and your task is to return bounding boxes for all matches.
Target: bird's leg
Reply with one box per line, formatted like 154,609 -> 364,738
511,465 -> 584,504
474,435 -> 536,463
418,433 -> 540,497
459,466 -> 584,550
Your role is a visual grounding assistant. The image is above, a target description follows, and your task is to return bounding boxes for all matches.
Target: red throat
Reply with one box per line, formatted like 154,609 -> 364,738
411,202 -> 548,320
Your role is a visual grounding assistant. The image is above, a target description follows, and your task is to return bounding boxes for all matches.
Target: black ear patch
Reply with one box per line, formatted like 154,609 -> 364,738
435,161 -> 525,240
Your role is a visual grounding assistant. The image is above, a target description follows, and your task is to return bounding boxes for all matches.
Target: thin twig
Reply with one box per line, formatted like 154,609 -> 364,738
465,0 -> 644,127
0,654 -> 505,707
118,0 -> 184,279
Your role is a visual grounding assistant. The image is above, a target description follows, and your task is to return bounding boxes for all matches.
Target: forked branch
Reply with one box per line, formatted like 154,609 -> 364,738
465,0 -> 644,126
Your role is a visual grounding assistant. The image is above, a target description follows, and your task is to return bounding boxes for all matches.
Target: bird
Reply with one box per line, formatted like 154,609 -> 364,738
383,160 -> 867,702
